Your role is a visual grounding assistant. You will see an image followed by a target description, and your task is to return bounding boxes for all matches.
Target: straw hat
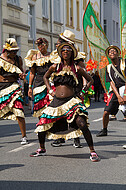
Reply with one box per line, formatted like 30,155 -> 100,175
60,30 -> 75,44
105,45 -> 121,57
57,42 -> 78,58
3,38 -> 19,51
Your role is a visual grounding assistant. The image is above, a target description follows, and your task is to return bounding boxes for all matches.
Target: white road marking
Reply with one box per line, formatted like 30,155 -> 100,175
92,117 -> 103,122
8,142 -> 37,153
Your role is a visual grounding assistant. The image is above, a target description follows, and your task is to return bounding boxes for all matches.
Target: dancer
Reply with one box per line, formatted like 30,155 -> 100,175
0,38 -> 28,145
24,38 -> 52,118
50,30 -> 87,148
96,45 -> 126,137
30,42 -> 100,162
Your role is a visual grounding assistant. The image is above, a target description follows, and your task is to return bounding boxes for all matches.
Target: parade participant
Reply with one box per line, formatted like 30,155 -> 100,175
0,38 -> 28,145
50,30 -> 87,148
30,42 -> 100,162
96,45 -> 126,137
24,38 -> 52,118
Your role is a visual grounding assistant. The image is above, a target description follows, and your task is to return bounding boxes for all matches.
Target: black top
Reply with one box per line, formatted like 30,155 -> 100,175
0,55 -> 20,80
106,59 -> 126,88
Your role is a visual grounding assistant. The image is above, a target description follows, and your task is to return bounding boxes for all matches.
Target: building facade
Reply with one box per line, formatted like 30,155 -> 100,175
102,0 -> 120,47
0,0 -> 86,67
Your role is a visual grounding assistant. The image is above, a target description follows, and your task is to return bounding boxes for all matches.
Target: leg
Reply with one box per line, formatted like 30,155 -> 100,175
38,131 -> 46,149
17,116 -> 28,145
76,116 -> 94,153
75,115 -> 100,161
30,131 -> 46,157
17,116 -> 26,137
96,111 -> 109,137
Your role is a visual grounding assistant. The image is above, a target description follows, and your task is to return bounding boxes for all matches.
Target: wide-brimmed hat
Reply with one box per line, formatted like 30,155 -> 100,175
60,30 -> 75,44
3,38 -> 19,51
105,45 -> 121,56
57,42 -> 78,58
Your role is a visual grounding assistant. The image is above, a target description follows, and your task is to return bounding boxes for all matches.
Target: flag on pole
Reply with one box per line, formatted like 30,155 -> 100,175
83,0 -> 111,93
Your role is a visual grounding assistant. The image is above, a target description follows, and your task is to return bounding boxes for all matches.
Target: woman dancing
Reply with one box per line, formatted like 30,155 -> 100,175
0,38 -> 28,145
25,38 -> 52,118
30,42 -> 100,162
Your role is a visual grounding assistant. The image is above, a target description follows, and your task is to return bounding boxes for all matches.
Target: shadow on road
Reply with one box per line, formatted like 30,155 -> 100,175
0,181 -> 125,190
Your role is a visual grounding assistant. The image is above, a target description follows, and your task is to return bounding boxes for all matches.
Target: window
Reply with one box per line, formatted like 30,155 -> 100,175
104,19 -> 107,35
28,4 -> 35,39
116,22 -> 118,42
7,0 -> 20,6
9,34 -> 21,55
54,0 -> 61,22
113,20 -> 115,41
42,0 -> 48,19
70,0 -> 73,26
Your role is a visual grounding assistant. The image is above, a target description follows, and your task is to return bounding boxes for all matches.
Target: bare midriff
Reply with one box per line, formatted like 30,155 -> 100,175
55,85 -> 74,98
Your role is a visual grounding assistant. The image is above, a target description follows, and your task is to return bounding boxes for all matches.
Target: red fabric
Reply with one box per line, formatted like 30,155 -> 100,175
106,93 -> 113,106
13,100 -> 24,110
36,104 -> 80,126
0,89 -> 20,110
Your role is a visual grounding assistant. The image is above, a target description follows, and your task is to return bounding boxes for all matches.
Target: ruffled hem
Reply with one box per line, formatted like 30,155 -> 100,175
33,85 -> 46,96
3,108 -> 24,120
35,96 -> 88,133
33,106 -> 48,118
41,97 -> 85,117
46,129 -> 83,140
0,83 -> 20,98
24,49 -> 50,67
0,58 -> 22,74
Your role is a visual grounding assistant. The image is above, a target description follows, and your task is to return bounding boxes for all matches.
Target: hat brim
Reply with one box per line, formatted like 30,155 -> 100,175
105,45 -> 120,57
59,34 -> 75,44
57,42 -> 78,58
3,45 -> 19,51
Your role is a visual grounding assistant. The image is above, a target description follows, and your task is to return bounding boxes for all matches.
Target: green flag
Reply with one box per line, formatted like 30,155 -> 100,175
83,0 -> 111,93
120,0 -> 126,58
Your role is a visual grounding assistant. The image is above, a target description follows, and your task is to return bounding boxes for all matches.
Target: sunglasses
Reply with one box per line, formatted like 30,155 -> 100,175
61,48 -> 72,52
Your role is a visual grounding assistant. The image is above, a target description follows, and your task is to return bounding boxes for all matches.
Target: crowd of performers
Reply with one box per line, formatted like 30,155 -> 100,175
0,29 -> 126,162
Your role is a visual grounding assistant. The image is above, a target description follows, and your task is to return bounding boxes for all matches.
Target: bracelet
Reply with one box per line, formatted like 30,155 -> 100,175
124,94 -> 126,96
82,84 -> 87,91
49,89 -> 53,94
29,85 -> 32,88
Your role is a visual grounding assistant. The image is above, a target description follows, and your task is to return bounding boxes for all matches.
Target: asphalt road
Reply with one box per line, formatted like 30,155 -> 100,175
0,100 -> 126,190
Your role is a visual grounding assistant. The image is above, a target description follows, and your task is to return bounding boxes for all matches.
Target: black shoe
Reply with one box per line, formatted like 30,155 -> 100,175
51,138 -> 65,147
96,129 -> 107,137
73,138 -> 83,148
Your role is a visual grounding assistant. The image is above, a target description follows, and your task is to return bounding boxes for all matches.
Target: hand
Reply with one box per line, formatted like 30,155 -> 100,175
118,96 -> 125,105
50,91 -> 55,97
28,88 -> 32,98
19,73 -> 28,80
